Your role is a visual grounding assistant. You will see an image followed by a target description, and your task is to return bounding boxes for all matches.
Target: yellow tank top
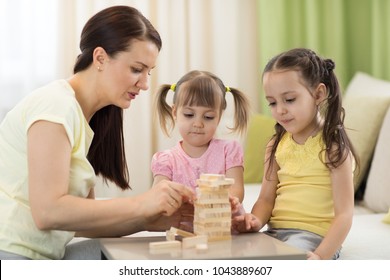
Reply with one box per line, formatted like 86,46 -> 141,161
269,132 -> 333,237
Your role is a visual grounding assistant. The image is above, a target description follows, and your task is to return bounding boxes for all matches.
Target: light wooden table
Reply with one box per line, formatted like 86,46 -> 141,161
99,232 -> 306,260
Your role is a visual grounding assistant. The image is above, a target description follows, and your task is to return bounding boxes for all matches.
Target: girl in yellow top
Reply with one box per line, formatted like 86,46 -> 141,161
233,48 -> 359,260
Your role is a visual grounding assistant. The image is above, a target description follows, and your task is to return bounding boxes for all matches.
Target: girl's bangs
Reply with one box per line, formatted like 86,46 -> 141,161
178,79 -> 221,108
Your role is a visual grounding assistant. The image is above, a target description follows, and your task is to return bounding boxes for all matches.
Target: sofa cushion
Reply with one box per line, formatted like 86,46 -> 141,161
339,213 -> 390,259
383,209 -> 390,224
343,72 -> 390,192
243,114 -> 275,183
363,106 -> 390,213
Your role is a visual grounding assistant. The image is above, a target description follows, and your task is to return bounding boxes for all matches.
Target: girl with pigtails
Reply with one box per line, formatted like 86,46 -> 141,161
232,48 -> 359,260
151,70 -> 250,206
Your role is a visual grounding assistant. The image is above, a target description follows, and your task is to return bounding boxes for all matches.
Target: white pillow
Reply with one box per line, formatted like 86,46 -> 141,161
363,107 -> 390,213
345,72 -> 390,97
343,72 -> 390,191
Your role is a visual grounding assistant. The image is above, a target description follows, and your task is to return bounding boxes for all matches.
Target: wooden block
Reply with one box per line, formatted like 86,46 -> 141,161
182,235 -> 208,249
169,227 -> 195,237
194,173 -> 233,242
149,240 -> 181,249
197,180 -> 233,188
199,174 -> 225,181
196,198 -> 230,204
166,230 -> 175,241
196,206 -> 231,213
197,176 -> 234,187
196,243 -> 208,252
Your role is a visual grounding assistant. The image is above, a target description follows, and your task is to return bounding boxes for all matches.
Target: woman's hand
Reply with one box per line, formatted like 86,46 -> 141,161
146,179 -> 195,216
146,202 -> 194,232
141,180 -> 195,231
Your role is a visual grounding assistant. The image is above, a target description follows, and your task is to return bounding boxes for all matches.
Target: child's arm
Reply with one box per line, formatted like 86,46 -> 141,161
226,166 -> 244,202
309,151 -> 355,260
250,141 -> 279,230
152,175 -> 170,187
232,140 -> 279,232
151,151 -> 174,187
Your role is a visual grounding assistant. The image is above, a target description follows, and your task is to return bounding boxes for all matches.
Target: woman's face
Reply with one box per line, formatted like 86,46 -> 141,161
100,39 -> 159,109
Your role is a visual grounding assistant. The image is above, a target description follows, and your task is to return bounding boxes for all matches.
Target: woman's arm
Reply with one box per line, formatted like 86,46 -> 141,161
28,121 -> 194,237
309,152 -> 354,260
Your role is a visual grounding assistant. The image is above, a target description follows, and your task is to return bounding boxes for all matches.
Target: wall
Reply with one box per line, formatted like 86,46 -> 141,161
0,0 -> 260,198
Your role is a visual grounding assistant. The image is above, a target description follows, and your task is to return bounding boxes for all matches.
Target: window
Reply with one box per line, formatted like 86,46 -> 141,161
0,0 -> 59,120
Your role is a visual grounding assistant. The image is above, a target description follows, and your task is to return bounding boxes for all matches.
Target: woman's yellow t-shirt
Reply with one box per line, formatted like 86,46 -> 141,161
0,80 -> 96,259
269,132 -> 333,237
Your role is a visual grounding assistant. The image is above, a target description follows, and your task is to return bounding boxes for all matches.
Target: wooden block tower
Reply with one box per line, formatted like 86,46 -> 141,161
194,174 -> 234,241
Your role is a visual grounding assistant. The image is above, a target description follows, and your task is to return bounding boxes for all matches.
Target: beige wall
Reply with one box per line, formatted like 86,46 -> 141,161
1,0 -> 260,198
94,0 -> 260,198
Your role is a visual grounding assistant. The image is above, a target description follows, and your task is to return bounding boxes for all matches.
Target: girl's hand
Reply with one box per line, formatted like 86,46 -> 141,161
229,196 -> 245,216
232,213 -> 262,233
307,251 -> 322,260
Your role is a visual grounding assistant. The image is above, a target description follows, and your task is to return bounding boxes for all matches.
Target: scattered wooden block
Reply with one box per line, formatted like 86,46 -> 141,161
169,227 -> 195,237
182,235 -> 208,249
149,240 -> 181,250
166,230 -> 176,241
196,243 -> 208,251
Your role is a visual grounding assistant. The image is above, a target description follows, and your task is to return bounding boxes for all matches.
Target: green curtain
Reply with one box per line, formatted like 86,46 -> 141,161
256,0 -> 390,113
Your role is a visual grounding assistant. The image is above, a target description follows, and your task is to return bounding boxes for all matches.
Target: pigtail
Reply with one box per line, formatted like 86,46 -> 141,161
229,87 -> 250,135
322,68 -> 360,171
322,67 -> 344,167
265,123 -> 286,181
154,84 -> 175,136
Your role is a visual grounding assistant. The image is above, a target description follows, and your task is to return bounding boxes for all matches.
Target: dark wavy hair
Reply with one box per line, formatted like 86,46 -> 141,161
73,6 -> 162,190
263,48 -> 359,179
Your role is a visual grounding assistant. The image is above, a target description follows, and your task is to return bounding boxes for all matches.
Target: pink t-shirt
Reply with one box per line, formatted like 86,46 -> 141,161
151,138 -> 243,190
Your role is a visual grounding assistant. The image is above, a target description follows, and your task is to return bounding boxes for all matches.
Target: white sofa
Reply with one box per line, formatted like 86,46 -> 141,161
340,72 -> 390,259
242,184 -> 390,260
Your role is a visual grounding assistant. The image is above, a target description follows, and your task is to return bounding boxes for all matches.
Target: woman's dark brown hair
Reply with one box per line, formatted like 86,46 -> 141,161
73,6 -> 162,190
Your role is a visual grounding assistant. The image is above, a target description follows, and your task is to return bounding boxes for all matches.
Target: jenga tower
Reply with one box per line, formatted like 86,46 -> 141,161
194,174 -> 234,241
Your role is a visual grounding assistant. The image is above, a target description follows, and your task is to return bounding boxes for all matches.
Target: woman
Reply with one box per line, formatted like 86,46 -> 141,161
0,5 -> 194,260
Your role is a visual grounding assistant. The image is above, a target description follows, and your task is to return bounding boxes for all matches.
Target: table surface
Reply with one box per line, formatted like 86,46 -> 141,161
99,232 -> 306,260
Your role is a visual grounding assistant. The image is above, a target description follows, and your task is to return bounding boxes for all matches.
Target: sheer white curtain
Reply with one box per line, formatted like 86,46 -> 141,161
0,0 -> 259,197
0,0 -> 59,120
